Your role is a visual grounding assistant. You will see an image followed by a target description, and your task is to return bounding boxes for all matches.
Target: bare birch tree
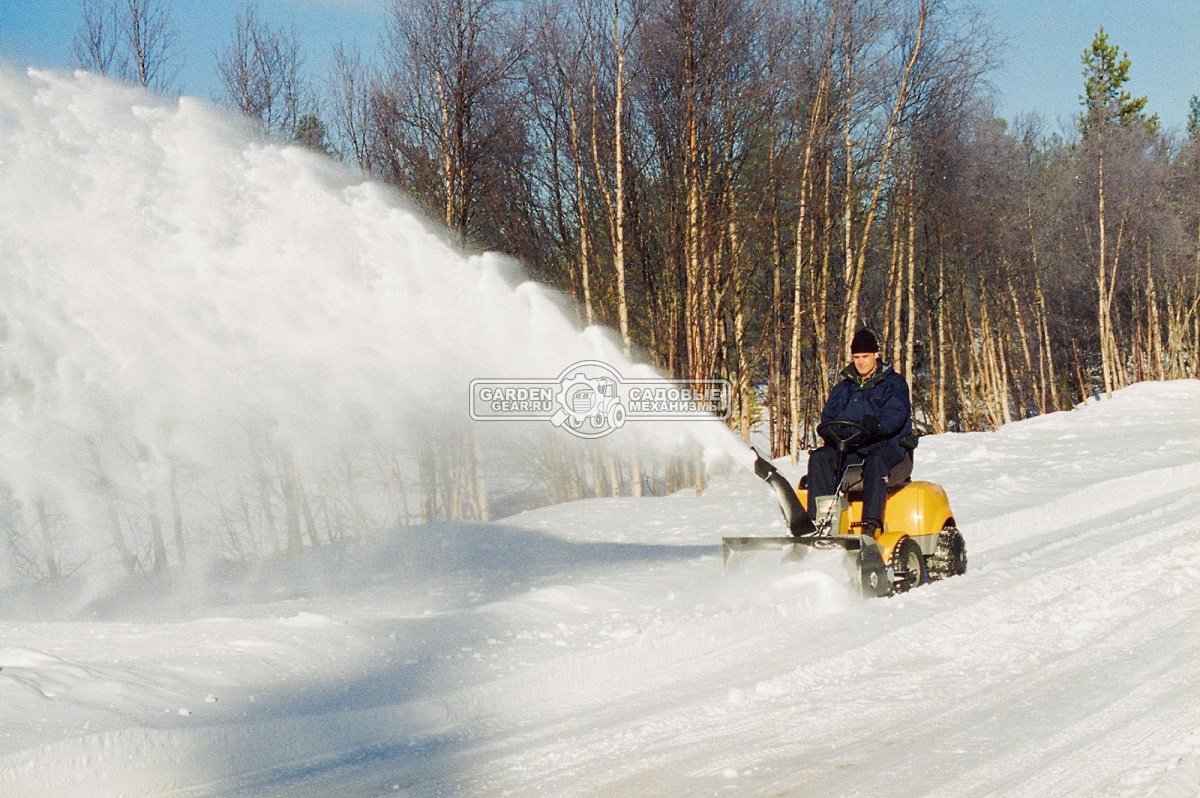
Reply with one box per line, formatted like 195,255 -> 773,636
216,1 -> 306,139
72,0 -> 119,74
72,0 -> 178,92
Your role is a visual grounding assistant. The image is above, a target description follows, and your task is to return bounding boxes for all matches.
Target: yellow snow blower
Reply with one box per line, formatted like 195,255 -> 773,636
722,421 -> 967,597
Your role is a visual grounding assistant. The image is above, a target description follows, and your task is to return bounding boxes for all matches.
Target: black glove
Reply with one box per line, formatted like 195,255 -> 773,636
859,415 -> 881,437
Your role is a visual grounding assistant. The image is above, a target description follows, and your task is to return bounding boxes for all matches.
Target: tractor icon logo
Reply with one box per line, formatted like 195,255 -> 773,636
551,367 -> 627,436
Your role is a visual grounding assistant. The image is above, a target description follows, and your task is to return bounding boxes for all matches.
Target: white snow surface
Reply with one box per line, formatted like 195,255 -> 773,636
0,379 -> 1198,797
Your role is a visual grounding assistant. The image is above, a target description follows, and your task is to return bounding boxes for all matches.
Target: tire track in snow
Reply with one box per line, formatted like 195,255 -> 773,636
718,477 -> 1200,789
963,461 -> 1200,559
724,483 -> 1200,796
453,466 -> 1200,797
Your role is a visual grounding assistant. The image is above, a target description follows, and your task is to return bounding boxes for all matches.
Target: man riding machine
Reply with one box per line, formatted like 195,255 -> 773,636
723,329 -> 967,596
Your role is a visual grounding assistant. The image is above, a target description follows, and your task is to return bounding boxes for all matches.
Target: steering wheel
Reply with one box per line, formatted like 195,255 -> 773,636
816,419 -> 870,453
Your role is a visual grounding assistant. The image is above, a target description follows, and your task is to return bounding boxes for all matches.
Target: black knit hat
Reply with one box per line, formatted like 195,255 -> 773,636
850,327 -> 880,354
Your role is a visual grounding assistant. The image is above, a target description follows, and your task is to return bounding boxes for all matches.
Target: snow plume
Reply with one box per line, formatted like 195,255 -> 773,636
0,67 -> 745,586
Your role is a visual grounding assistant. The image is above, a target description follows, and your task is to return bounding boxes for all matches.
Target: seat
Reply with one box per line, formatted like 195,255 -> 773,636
840,433 -> 919,493
841,451 -> 913,493
797,433 -> 919,494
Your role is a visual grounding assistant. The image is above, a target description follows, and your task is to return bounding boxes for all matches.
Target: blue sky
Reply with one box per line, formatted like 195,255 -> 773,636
1,0 -> 1197,132
974,0 -> 1199,133
0,0 -> 386,104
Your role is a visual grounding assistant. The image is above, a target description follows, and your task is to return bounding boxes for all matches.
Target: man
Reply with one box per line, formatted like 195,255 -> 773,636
806,327 -> 912,537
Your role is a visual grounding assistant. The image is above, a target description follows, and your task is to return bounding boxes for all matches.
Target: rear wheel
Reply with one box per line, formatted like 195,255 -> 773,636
928,526 -> 967,580
891,538 -> 928,593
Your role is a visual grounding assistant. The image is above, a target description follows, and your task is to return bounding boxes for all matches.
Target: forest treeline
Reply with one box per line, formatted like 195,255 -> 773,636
75,0 -> 1200,453
14,0 -> 1189,581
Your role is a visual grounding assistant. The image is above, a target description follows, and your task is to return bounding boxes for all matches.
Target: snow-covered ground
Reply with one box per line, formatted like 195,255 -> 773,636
1,379 -> 1198,797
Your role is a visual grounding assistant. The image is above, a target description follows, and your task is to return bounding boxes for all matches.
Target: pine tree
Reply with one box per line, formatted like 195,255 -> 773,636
293,114 -> 332,155
1079,27 -> 1158,138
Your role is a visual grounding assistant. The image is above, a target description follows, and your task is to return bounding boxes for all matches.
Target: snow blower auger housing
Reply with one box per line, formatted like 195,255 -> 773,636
722,421 -> 967,597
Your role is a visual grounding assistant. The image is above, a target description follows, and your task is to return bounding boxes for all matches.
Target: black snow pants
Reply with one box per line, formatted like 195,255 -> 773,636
806,441 -> 906,527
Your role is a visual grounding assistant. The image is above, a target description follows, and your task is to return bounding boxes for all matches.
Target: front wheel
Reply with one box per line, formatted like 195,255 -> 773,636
891,538 -> 928,593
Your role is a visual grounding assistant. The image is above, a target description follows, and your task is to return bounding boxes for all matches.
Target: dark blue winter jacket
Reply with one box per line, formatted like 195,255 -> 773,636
820,362 -> 912,454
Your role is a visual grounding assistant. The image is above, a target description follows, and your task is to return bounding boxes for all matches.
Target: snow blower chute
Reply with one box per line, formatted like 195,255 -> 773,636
722,421 -> 967,597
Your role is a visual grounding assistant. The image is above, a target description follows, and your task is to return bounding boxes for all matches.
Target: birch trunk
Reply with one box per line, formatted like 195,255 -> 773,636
789,64 -> 829,461
842,6 -> 925,351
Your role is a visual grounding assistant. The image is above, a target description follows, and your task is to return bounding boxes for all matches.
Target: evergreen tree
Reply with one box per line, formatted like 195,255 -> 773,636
1079,27 -> 1158,138
293,114 -> 332,155
1187,95 -> 1200,140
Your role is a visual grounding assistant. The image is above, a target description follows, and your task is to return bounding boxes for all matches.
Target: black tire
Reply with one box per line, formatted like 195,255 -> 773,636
858,543 -> 890,597
891,537 -> 928,593
928,526 -> 967,580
